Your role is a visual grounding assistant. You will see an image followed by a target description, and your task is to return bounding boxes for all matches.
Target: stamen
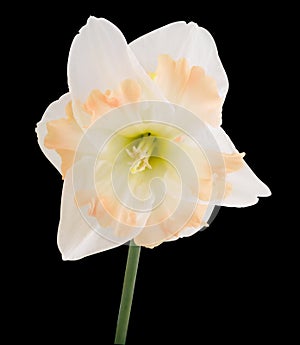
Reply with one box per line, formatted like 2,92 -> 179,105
126,135 -> 156,174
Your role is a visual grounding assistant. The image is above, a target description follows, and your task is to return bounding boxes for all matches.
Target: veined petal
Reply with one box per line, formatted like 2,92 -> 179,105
36,93 -> 73,175
68,17 -> 163,127
130,21 -> 228,99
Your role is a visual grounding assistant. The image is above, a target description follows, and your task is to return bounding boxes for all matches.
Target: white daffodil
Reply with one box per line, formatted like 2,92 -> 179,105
36,17 -> 270,261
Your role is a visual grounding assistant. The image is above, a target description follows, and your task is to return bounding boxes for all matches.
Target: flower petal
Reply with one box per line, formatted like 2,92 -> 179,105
134,199 -> 209,248
93,159 -> 151,236
224,164 -> 271,207
209,126 -> 271,206
44,99 -> 83,178
166,204 -> 216,241
82,79 -> 143,124
130,21 -> 228,99
133,138 -> 212,248
58,173 -> 123,261
69,142 -> 153,256
36,93 -> 72,175
68,17 -> 163,126
154,55 -> 223,126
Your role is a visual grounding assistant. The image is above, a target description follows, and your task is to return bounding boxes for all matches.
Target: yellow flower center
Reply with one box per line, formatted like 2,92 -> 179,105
126,134 -> 157,174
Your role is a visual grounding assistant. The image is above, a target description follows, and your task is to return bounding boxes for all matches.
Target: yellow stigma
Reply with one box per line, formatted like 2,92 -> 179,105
126,135 -> 156,174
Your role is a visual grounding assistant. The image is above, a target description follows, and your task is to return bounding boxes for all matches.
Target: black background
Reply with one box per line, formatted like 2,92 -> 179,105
17,3 -> 283,344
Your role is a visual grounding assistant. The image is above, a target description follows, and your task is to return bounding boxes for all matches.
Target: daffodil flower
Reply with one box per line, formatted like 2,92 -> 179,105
36,18 -> 270,262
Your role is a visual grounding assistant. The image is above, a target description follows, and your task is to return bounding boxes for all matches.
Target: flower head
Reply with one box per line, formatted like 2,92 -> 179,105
36,18 -> 270,260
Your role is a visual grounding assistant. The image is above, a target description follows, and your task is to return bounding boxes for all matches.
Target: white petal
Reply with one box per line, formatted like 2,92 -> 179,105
58,151 -> 152,260
58,167 -> 126,261
133,138 -> 211,248
223,163 -> 271,207
36,93 -> 70,173
209,126 -> 238,152
130,21 -> 228,99
67,17 -> 162,109
165,204 -> 216,241
209,126 -> 271,207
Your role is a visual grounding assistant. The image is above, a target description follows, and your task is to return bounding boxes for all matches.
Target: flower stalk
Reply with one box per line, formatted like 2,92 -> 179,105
114,241 -> 141,344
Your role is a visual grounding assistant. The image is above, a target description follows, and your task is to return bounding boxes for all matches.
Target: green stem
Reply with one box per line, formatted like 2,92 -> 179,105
114,241 -> 141,344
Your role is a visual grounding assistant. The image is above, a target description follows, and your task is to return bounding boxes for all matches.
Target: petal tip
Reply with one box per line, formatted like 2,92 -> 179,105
263,186 -> 272,197
61,254 -> 70,261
